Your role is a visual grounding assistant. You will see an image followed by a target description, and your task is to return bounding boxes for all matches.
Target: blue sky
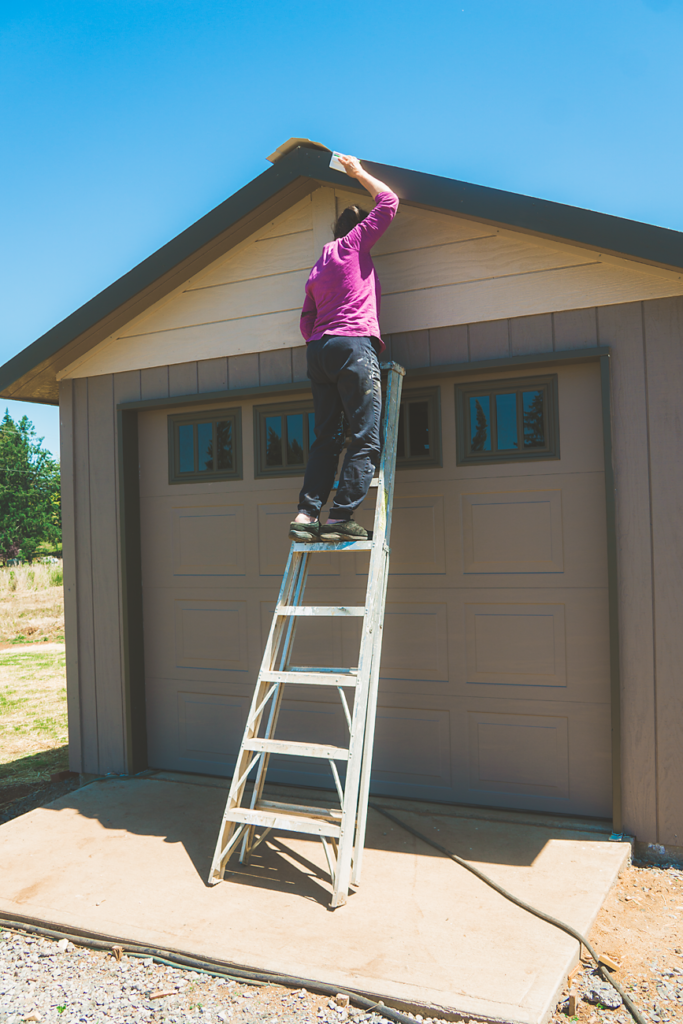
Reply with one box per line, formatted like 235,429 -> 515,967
2,0 -> 683,458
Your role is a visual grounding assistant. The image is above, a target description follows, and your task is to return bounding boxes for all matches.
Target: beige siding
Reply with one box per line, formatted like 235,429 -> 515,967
643,296 -> 683,848
58,188 -> 683,381
597,303 -> 657,842
59,297 -> 682,845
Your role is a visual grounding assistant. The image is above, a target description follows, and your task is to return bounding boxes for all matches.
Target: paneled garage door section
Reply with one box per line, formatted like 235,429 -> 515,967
138,360 -> 610,816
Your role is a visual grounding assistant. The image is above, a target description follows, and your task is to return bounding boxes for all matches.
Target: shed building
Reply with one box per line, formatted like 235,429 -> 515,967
4,140 -> 683,855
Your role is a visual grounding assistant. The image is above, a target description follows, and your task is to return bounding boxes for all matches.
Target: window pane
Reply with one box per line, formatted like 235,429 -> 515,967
265,416 -> 283,466
178,424 -> 194,473
308,412 -> 315,449
408,400 -> 430,457
286,414 -> 304,465
216,419 -> 233,470
469,396 -> 491,452
522,390 -> 545,448
396,405 -> 405,458
197,421 -> 213,471
496,392 -> 518,450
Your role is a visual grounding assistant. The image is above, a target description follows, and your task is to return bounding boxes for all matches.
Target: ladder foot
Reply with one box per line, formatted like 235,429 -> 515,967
329,892 -> 347,909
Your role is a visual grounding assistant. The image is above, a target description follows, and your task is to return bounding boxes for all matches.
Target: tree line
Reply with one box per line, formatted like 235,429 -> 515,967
0,411 -> 61,563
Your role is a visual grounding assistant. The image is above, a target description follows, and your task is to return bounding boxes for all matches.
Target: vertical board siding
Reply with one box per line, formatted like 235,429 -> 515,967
59,380 -> 82,772
259,349 -> 292,387
72,377 -> 99,773
391,330 -> 429,370
553,308 -> 598,350
509,313 -> 553,355
198,358 -> 228,393
87,374 -> 126,774
643,296 -> 683,846
598,303 -> 657,841
141,366 -> 169,400
469,319 -> 510,360
292,346 -> 307,382
429,325 -> 468,366
169,362 -> 198,397
228,353 -> 259,389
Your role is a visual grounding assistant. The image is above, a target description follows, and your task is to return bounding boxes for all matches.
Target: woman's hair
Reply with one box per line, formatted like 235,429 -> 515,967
333,205 -> 369,240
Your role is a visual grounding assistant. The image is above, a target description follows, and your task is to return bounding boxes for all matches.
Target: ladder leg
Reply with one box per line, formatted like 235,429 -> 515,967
208,549 -> 307,883
240,551 -> 310,864
352,554 -> 390,885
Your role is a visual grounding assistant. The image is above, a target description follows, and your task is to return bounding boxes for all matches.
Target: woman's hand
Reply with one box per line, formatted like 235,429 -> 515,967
337,153 -> 393,200
338,154 -> 363,178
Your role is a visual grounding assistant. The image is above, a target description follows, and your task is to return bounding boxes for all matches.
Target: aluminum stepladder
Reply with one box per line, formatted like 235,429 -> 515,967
208,360 -> 405,907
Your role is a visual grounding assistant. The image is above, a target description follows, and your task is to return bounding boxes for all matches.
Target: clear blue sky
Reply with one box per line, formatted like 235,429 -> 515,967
3,0 -> 682,459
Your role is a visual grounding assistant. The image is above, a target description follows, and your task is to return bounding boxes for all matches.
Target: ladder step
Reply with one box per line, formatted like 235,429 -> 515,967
291,540 -> 374,552
243,738 -> 349,760
276,605 -> 365,617
261,670 -> 358,687
257,799 -> 342,820
221,807 -> 341,838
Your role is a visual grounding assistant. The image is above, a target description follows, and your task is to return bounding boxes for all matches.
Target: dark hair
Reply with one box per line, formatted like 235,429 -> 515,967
333,205 -> 369,240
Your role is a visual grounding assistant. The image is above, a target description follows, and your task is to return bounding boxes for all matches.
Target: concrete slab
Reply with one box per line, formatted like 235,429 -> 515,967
0,775 -> 630,1024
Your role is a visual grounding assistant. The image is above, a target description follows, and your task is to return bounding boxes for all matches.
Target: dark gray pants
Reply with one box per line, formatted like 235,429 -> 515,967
298,335 -> 381,521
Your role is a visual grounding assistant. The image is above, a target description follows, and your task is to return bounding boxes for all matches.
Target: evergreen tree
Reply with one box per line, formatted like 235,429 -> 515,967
0,411 -> 61,563
471,399 -> 489,452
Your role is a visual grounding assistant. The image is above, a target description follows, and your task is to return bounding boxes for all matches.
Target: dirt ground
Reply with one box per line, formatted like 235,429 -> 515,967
0,562 -> 64,645
550,859 -> 683,1023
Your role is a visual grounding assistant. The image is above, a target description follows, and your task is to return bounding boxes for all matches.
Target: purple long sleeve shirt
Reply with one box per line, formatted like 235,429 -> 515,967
299,190 -> 399,353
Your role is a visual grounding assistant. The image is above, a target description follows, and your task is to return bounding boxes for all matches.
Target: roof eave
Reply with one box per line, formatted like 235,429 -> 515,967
4,145 -> 683,403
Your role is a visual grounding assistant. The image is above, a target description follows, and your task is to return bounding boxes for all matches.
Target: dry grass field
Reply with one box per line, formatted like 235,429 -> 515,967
0,562 -> 68,793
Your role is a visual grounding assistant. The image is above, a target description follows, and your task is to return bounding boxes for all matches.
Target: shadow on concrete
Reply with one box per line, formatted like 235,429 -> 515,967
13,773 -> 616,908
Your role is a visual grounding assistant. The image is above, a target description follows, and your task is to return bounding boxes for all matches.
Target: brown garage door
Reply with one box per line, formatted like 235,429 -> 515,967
138,359 -> 610,817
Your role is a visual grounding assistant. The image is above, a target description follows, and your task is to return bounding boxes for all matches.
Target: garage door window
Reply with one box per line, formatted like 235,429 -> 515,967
255,402 -> 315,477
455,375 -> 559,465
396,387 -> 441,468
168,408 -> 242,483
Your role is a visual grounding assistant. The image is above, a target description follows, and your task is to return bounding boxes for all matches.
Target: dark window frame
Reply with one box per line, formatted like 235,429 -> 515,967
254,400 -> 316,478
455,374 -> 559,465
167,407 -> 243,484
396,386 -> 442,469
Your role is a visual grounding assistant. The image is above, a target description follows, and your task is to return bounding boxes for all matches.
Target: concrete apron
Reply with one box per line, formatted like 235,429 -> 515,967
0,774 -> 630,1024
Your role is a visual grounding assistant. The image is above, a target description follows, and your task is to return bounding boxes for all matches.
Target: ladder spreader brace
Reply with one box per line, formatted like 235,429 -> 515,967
208,361 -> 405,907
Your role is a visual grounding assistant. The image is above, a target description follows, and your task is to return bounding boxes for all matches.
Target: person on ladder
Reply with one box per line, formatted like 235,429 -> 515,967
290,155 -> 398,543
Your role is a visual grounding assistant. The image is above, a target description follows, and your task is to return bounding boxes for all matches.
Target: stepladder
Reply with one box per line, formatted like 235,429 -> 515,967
207,360 -> 405,907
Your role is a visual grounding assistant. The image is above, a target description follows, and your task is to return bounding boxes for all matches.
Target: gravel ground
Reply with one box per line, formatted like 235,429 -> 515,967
2,857 -> 681,1024
550,862 -> 683,1024
0,931 -> 447,1024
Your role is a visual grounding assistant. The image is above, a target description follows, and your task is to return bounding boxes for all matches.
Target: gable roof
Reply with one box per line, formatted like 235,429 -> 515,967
4,141 -> 683,404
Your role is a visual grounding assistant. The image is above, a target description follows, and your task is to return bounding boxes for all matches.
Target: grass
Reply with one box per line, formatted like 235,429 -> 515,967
0,561 -> 68,789
0,561 -> 64,644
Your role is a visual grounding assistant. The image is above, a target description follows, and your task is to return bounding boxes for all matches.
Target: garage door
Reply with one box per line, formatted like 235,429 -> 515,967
138,359 -> 611,817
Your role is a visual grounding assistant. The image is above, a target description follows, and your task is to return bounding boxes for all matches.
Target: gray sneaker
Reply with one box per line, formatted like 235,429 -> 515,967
289,520 -> 320,542
320,520 -> 369,542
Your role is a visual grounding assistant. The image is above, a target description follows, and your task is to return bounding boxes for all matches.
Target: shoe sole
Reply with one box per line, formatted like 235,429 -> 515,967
288,529 -> 319,542
320,531 -> 369,543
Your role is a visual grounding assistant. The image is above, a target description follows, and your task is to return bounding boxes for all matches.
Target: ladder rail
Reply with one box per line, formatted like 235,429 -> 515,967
329,362 -> 405,906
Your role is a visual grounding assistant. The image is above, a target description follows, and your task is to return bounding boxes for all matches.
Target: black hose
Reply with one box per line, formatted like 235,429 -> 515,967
370,804 -> 647,1024
0,918 -> 416,1024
